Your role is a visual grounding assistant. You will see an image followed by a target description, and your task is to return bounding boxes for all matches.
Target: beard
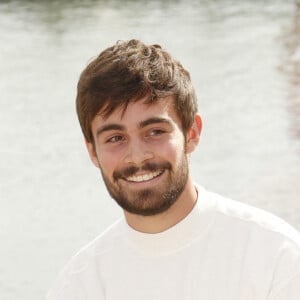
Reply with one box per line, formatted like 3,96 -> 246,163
99,153 -> 189,216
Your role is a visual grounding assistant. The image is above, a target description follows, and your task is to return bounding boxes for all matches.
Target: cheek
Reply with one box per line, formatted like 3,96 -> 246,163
97,149 -> 123,174
158,137 -> 185,162
95,150 -> 111,172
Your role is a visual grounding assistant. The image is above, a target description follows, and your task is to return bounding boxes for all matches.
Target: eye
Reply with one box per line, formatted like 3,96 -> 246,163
106,135 -> 125,143
148,129 -> 166,137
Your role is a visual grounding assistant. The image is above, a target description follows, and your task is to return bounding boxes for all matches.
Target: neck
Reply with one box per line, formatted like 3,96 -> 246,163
124,178 -> 198,234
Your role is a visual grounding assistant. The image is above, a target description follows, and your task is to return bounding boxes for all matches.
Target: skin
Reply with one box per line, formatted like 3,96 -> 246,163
86,95 -> 202,233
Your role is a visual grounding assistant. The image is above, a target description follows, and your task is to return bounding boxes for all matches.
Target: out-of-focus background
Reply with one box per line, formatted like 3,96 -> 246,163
1,0 -> 300,299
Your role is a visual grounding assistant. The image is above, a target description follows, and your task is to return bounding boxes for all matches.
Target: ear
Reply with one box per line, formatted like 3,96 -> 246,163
185,114 -> 202,154
85,140 -> 101,168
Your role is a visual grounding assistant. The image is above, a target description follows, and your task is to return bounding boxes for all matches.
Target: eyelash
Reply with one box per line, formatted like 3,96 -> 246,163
148,129 -> 166,136
106,135 -> 124,143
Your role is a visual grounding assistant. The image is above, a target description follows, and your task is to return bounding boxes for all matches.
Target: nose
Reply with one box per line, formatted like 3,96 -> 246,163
124,138 -> 154,165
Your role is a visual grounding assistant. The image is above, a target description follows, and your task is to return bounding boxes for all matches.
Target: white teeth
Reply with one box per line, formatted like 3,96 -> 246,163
126,171 -> 162,182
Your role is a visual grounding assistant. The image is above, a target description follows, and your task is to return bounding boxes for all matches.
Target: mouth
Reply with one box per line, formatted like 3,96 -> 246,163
125,170 -> 164,183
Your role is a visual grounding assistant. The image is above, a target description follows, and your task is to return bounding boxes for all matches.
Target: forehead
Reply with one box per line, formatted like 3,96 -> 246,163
91,96 -> 181,131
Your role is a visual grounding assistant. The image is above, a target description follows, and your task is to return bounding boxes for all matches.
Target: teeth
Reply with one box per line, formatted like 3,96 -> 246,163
126,171 -> 162,182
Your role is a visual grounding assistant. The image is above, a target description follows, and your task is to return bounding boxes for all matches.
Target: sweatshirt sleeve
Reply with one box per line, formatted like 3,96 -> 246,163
267,238 -> 300,300
46,278 -> 85,300
46,255 -> 105,300
268,273 -> 300,300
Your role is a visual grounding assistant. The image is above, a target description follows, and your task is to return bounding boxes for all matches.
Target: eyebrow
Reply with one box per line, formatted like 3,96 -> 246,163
139,117 -> 172,129
96,124 -> 125,137
95,117 -> 172,138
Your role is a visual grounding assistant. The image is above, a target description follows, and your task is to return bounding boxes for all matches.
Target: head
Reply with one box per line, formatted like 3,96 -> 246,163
76,39 -> 201,217
76,39 -> 198,146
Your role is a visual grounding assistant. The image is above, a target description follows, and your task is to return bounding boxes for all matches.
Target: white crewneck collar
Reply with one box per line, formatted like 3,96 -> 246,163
122,185 -> 217,256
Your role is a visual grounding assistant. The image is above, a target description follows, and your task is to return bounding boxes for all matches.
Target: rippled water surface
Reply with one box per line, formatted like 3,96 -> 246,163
1,0 -> 300,299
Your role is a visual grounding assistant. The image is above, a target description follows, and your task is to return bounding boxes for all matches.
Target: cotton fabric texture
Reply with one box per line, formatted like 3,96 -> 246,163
47,185 -> 300,300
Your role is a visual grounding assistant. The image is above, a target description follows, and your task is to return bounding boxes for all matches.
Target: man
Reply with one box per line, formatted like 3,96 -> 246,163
47,39 -> 300,299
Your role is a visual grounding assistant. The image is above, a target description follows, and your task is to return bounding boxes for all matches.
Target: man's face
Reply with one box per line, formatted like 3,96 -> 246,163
86,96 -> 195,216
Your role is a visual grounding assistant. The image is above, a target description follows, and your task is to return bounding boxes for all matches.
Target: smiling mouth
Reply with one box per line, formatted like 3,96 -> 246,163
125,170 -> 164,183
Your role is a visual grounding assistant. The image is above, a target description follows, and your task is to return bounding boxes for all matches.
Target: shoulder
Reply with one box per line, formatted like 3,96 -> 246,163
201,187 -> 300,295
201,187 -> 300,248
77,217 -> 126,259
73,216 -> 127,267
47,217 -> 126,299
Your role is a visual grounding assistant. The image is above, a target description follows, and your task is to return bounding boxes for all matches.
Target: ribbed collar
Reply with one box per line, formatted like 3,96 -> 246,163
122,185 -> 217,256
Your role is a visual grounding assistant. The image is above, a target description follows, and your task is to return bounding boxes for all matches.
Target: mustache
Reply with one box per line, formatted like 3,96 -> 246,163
113,162 -> 172,181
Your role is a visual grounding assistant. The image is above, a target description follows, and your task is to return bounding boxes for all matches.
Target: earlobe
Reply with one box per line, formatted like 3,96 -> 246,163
186,114 -> 202,154
85,140 -> 100,168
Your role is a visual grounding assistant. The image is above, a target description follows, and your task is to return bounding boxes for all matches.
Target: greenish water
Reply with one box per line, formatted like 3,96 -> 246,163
1,0 -> 300,299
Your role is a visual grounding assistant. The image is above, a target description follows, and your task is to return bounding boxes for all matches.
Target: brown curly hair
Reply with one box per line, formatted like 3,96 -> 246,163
76,39 -> 198,144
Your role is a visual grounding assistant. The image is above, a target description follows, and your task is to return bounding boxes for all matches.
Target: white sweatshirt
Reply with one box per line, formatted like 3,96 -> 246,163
47,186 -> 300,300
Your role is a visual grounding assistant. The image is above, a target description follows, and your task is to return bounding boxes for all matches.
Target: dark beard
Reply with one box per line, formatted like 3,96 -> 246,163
100,157 -> 189,216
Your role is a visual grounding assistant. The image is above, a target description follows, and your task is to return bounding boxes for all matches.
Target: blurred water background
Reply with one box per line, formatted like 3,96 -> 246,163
1,0 -> 300,299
